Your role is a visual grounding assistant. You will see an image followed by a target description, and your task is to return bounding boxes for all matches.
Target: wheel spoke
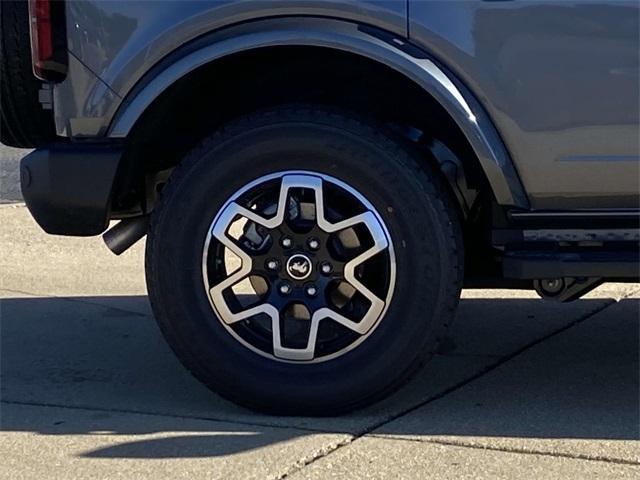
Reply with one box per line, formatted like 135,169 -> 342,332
272,314 -> 319,361
209,204 -> 254,321
213,201 -> 279,233
312,307 -> 369,335
341,213 -> 388,332
313,179 -> 371,234
315,182 -> 389,334
209,198 -> 279,307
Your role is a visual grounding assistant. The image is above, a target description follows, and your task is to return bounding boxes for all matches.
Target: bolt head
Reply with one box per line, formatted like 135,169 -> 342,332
266,260 -> 279,270
281,237 -> 292,248
542,278 -> 564,294
307,238 -> 320,250
320,263 -> 332,274
306,285 -> 318,297
279,283 -> 292,295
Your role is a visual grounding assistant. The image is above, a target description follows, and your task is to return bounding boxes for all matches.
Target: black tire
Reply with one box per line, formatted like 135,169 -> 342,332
146,106 -> 463,415
0,0 -> 56,148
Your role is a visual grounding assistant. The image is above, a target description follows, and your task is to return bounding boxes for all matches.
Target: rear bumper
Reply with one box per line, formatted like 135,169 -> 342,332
20,143 -> 122,236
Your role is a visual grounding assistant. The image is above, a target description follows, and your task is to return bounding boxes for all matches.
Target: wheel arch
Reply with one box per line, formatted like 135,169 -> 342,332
108,18 -> 528,209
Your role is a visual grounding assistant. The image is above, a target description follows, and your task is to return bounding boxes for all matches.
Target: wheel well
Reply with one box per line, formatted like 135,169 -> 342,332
113,46 -> 489,217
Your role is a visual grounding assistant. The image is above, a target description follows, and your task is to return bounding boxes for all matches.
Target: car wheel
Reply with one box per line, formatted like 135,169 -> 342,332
145,106 -> 463,415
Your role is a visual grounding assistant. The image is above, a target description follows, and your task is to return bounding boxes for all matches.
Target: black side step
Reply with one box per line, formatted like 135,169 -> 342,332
503,249 -> 640,280
507,209 -> 640,229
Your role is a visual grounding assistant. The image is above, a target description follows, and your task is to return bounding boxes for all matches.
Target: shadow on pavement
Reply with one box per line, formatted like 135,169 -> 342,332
1,295 -> 638,459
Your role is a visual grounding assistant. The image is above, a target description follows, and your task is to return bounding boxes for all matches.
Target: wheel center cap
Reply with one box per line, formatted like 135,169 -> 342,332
286,254 -> 312,280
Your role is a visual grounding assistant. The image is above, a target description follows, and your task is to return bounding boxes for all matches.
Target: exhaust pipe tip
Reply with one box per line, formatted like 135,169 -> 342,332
103,216 -> 150,255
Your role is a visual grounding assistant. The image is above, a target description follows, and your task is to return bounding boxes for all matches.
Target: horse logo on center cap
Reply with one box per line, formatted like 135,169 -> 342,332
286,254 -> 312,280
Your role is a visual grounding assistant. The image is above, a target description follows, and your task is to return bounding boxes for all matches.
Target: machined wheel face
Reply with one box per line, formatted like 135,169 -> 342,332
202,171 -> 396,363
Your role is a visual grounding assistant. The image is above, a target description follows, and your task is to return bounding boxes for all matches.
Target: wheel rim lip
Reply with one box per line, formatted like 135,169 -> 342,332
202,170 -> 397,364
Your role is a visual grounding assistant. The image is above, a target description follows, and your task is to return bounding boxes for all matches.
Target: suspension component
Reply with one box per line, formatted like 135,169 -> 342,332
534,277 -> 603,302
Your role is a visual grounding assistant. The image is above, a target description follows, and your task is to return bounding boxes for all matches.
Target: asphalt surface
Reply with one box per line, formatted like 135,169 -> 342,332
1,145 -> 639,479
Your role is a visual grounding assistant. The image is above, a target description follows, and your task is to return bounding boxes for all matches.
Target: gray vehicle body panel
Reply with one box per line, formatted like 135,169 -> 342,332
55,0 -> 640,210
409,0 -> 639,209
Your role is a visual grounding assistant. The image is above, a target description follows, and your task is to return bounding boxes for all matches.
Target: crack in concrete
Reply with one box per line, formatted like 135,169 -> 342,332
277,288 -> 639,477
271,436 -> 355,480
366,434 -> 640,466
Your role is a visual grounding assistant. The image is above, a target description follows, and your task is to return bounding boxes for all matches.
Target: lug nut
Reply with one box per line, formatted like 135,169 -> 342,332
279,283 -> 292,295
320,262 -> 332,275
305,285 -> 318,297
266,259 -> 279,271
281,237 -> 293,248
307,238 -> 320,250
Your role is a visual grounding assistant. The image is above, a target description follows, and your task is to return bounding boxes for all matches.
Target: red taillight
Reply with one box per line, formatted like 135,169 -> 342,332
28,0 -> 66,81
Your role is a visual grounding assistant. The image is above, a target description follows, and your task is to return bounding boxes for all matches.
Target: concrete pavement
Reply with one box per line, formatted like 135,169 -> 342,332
1,197 -> 639,477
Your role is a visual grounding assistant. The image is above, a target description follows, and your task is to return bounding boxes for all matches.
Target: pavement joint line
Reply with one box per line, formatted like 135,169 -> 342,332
0,399 -> 329,435
0,288 -> 151,318
277,289 -> 640,478
365,434 -> 640,467
272,436 -> 355,480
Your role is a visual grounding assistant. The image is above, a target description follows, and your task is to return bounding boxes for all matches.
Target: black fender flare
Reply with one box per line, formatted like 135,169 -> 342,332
107,18 -> 528,208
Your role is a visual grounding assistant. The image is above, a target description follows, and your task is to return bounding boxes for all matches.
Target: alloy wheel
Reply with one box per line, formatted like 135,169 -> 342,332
202,171 -> 396,363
